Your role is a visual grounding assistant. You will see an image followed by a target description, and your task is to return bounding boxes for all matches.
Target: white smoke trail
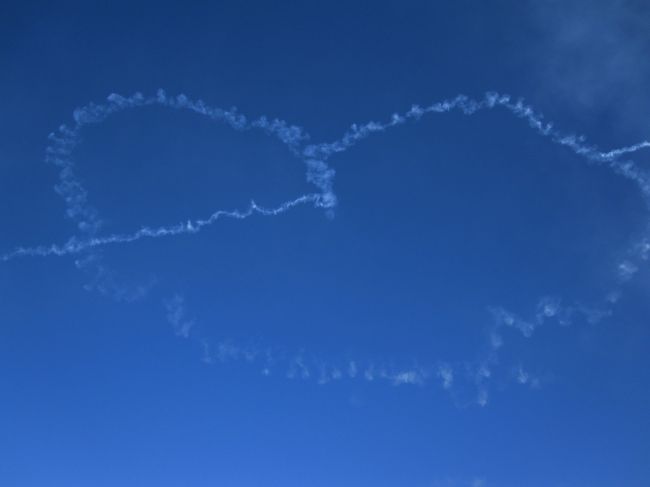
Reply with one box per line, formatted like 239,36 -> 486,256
304,92 -> 650,196
4,89 -> 649,262
4,89 -> 649,407
44,89 -> 331,238
196,333 -> 449,390
1,194 -> 322,261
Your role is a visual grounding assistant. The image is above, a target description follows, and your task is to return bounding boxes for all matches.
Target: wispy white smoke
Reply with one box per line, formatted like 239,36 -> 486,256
304,92 -> 650,196
3,90 -> 649,262
4,89 -> 650,406
4,90 -> 337,297
2,195 -> 321,260
437,363 -> 454,389
488,295 -> 611,350
198,334 -> 436,389
164,294 -> 195,338
529,0 -> 650,132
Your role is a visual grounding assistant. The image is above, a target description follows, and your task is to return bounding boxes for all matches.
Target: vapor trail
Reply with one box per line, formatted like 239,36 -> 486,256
2,194 -> 322,261
3,90 -> 650,263
6,89 -> 650,406
305,92 -> 650,196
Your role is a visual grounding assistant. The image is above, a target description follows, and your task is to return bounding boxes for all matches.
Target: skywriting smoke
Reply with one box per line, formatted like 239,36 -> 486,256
3,90 -> 650,406
3,89 -> 649,261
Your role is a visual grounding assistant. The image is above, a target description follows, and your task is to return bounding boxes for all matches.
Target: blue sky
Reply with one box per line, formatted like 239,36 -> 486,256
1,1 -> 650,486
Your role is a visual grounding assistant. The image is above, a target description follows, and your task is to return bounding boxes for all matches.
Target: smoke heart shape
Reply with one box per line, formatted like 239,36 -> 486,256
3,89 -> 650,405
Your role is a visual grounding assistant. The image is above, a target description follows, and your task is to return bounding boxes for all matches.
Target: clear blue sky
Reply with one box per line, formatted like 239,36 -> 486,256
1,1 -> 650,486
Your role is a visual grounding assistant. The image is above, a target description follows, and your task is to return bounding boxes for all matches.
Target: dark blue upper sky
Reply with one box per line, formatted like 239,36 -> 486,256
2,1 -> 650,486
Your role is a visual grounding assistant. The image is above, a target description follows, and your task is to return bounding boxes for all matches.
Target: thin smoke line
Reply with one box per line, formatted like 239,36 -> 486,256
305,92 -> 650,196
2,194 -> 323,260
